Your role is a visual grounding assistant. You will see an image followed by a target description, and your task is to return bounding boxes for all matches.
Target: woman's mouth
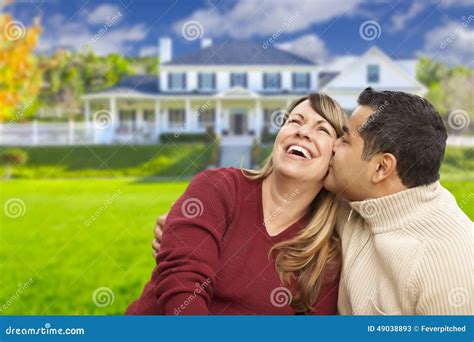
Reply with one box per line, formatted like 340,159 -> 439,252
286,145 -> 313,160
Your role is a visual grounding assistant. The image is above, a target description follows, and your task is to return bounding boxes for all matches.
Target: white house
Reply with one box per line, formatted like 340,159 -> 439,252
82,39 -> 426,144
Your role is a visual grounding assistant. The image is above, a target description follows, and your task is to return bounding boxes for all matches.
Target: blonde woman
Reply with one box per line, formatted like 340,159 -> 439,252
127,93 -> 346,315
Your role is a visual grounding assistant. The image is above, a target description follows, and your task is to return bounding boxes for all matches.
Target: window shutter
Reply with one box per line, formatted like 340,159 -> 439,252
263,73 -> 267,89
182,73 -> 187,90
198,73 -> 202,89
243,73 -> 247,88
168,73 -> 172,89
292,73 -> 296,89
277,73 -> 281,89
306,73 -> 310,89
212,73 -> 216,89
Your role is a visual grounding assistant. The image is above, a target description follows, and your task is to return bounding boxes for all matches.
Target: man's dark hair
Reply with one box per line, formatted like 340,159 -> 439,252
357,87 -> 447,188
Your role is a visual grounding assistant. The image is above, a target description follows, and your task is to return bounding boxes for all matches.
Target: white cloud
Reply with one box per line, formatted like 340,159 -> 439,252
276,34 -> 329,63
85,4 -> 122,25
139,45 -> 159,57
173,0 -> 362,39
420,19 -> 474,66
389,2 -> 426,33
439,0 -> 473,8
38,13 -> 147,56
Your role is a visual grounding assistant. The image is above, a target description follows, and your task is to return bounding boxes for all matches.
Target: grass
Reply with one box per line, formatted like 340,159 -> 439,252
0,144 -> 218,179
0,145 -> 472,315
0,178 -> 188,315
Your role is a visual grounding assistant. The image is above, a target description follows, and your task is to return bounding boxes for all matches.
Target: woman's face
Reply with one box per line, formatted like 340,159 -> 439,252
272,99 -> 338,184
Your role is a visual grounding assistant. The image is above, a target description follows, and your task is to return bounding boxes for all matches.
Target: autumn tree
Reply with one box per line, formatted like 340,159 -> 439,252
0,0 -> 42,121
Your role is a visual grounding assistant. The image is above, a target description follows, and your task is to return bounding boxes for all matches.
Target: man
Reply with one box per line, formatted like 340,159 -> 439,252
151,88 -> 473,315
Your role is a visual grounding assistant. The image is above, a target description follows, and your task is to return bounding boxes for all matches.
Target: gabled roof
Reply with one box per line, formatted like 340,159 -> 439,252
321,46 -> 426,93
163,41 -> 316,66
89,75 -> 159,95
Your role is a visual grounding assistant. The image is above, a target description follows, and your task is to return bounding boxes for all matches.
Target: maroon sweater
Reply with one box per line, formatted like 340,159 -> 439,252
127,167 -> 340,315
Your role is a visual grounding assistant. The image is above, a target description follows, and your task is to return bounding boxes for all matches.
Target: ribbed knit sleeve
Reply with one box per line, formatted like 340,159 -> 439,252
409,235 -> 473,315
126,168 -> 237,315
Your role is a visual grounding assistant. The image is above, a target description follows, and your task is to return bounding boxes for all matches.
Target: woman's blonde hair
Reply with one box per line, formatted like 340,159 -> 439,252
243,93 -> 347,313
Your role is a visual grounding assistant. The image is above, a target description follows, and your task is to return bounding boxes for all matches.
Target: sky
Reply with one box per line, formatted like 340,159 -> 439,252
7,0 -> 474,66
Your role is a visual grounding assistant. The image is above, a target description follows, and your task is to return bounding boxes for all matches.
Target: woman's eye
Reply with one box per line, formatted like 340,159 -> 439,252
288,119 -> 301,125
317,127 -> 330,135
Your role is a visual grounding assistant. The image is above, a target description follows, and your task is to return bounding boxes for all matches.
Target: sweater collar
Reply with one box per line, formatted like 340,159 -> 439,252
348,181 -> 440,234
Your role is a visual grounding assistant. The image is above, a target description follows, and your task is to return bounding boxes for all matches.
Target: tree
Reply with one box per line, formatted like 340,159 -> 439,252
0,1 -> 42,121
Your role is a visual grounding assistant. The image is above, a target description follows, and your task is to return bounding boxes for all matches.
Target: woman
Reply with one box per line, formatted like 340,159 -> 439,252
127,93 -> 346,315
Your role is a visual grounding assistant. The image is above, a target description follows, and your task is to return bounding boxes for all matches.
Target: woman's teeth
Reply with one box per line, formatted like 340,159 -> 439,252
286,145 -> 312,160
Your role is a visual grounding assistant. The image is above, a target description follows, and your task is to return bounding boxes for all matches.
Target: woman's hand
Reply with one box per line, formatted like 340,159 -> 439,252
152,214 -> 166,258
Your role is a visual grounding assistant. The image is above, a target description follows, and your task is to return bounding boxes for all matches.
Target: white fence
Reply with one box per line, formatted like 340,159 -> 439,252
0,121 -> 473,146
0,120 -> 159,146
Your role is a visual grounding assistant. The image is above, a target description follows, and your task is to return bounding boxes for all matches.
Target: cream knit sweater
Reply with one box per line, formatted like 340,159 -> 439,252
336,181 -> 473,315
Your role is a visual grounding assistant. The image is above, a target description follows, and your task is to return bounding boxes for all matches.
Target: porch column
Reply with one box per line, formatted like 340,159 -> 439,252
109,97 -> 117,127
154,100 -> 161,141
255,99 -> 262,140
185,98 -> 192,132
136,109 -> 144,129
215,99 -> 222,136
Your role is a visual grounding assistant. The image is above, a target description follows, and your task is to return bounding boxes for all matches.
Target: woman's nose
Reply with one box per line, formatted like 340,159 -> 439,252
296,125 -> 311,140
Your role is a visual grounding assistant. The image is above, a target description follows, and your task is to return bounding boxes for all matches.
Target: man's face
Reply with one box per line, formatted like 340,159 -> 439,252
323,105 -> 377,201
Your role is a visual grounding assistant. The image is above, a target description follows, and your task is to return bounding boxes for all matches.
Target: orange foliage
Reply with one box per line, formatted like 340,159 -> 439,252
0,2 -> 42,121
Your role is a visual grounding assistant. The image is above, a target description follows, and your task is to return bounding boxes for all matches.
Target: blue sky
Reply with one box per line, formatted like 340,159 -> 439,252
8,0 -> 474,66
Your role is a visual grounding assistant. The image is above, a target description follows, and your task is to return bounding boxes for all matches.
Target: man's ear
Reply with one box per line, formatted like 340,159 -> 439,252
371,153 -> 398,184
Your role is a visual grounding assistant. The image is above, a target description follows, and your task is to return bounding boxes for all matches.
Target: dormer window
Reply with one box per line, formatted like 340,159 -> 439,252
367,64 -> 380,83
168,73 -> 186,90
230,73 -> 247,87
198,73 -> 216,90
292,72 -> 310,90
263,73 -> 281,90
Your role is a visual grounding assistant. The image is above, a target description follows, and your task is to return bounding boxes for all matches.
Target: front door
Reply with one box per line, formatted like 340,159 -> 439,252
231,113 -> 246,135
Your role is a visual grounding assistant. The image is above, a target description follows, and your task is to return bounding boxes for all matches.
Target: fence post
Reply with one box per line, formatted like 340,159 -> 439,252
69,119 -> 74,145
32,120 -> 38,145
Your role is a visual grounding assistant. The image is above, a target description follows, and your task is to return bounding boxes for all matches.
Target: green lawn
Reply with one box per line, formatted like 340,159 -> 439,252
0,175 -> 472,315
0,145 -> 472,315
0,178 -> 188,315
0,144 -> 218,178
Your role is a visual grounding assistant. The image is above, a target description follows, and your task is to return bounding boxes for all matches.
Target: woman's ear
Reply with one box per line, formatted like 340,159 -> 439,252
371,153 -> 398,184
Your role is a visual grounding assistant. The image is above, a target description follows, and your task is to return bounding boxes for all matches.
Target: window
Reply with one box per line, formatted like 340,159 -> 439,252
144,109 -> 155,122
198,73 -> 216,90
118,110 -> 136,131
293,73 -> 310,90
168,73 -> 186,90
263,73 -> 281,90
230,73 -> 247,87
168,109 -> 185,128
198,108 -> 215,129
367,65 -> 380,83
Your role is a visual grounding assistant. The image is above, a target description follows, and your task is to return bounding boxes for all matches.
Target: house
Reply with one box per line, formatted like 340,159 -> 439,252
82,39 -> 426,144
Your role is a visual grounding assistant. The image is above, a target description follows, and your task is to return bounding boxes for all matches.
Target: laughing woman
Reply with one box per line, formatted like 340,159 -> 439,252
126,93 -> 346,315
